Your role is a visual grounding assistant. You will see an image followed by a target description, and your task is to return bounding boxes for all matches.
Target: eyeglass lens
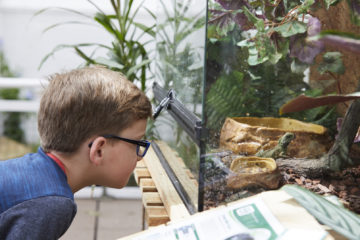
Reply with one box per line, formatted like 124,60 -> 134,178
137,145 -> 146,157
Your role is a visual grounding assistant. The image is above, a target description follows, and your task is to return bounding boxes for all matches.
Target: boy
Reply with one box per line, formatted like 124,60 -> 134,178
0,66 -> 152,239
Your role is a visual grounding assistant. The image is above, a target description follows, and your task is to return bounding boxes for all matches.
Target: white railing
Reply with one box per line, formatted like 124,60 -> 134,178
0,77 -> 46,112
0,77 -> 47,88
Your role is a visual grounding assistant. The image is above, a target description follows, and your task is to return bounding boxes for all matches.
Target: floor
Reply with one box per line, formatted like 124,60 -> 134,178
60,187 -> 143,240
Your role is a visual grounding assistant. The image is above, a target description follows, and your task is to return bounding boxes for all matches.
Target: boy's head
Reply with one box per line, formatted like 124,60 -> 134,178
38,66 -> 152,153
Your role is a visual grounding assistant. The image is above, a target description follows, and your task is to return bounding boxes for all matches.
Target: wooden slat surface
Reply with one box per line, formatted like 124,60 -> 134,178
135,158 -> 171,227
136,159 -> 147,168
144,206 -> 170,226
135,142 -> 199,227
143,145 -> 190,220
133,168 -> 151,184
142,192 -> 163,207
139,178 -> 157,192
154,141 -> 198,210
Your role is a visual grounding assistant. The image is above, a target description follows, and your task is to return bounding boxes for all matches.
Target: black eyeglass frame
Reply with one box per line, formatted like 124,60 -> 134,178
88,134 -> 151,157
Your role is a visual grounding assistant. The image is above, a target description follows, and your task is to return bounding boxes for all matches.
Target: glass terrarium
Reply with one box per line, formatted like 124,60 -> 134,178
152,0 -> 360,214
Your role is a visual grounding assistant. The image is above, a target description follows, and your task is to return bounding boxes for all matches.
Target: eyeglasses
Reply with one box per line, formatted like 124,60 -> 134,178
88,134 -> 151,157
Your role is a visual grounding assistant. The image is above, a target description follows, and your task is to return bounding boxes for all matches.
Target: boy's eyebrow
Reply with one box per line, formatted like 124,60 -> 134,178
133,133 -> 145,140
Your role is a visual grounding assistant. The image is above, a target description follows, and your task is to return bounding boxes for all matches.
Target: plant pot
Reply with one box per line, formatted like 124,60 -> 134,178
220,117 -> 332,158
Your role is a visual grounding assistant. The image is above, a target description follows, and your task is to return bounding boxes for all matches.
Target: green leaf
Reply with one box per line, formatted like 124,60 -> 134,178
94,57 -> 124,69
297,0 -> 315,13
39,0 -> 154,93
318,52 -> 345,74
217,21 -> 236,37
32,7 -> 92,20
126,59 -> 151,78
133,22 -> 156,38
283,185 -> 360,240
237,39 -> 255,48
242,6 -> 260,24
74,47 -> 96,65
143,6 -> 157,21
87,0 -> 103,13
124,0 -> 136,25
269,52 -> 283,64
124,0 -> 141,33
325,0 -> 340,9
274,21 -> 307,37
0,51 -> 16,77
255,19 -> 265,31
248,46 -> 269,65
42,21 -> 95,34
205,71 -> 248,129
209,38 -> 218,44
176,16 -> 206,43
38,43 -> 111,69
94,12 -> 121,40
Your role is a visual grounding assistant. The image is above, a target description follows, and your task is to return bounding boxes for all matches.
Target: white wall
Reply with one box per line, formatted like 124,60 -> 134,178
0,0 -> 157,78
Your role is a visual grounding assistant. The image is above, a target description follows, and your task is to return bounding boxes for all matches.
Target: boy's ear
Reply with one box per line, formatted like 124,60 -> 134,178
89,137 -> 106,166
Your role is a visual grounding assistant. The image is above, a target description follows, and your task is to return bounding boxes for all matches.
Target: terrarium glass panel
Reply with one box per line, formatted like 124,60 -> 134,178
154,0 -> 207,211
202,0 -> 360,212
154,0 -> 360,213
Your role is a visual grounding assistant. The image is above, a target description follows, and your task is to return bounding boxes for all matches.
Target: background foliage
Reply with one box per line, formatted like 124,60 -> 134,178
0,50 -> 24,143
203,0 -> 360,142
38,0 -> 156,92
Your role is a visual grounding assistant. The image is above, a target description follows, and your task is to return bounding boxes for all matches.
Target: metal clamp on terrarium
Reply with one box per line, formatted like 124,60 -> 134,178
152,88 -> 175,119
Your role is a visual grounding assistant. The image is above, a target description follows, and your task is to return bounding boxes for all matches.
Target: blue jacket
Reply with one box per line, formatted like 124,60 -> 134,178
0,148 -> 76,239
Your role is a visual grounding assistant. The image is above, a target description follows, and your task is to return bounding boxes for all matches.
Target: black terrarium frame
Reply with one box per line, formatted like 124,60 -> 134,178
152,82 -> 208,213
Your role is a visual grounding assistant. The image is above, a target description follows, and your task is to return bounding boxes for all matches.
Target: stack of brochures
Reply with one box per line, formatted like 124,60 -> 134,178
132,196 -> 329,240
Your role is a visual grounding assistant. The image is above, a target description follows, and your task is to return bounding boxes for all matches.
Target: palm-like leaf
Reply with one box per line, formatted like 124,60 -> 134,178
38,0 -> 155,92
282,184 -> 360,240
42,21 -> 97,34
38,43 -> 111,70
32,7 -> 92,20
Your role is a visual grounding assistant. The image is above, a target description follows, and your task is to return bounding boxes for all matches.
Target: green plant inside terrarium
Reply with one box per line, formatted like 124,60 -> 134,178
204,0 -> 345,143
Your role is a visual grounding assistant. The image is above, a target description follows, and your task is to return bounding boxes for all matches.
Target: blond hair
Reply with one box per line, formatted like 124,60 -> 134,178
38,66 -> 152,153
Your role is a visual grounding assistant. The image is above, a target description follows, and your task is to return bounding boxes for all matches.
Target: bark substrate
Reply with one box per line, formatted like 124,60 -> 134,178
280,165 -> 360,214
203,165 -> 360,214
